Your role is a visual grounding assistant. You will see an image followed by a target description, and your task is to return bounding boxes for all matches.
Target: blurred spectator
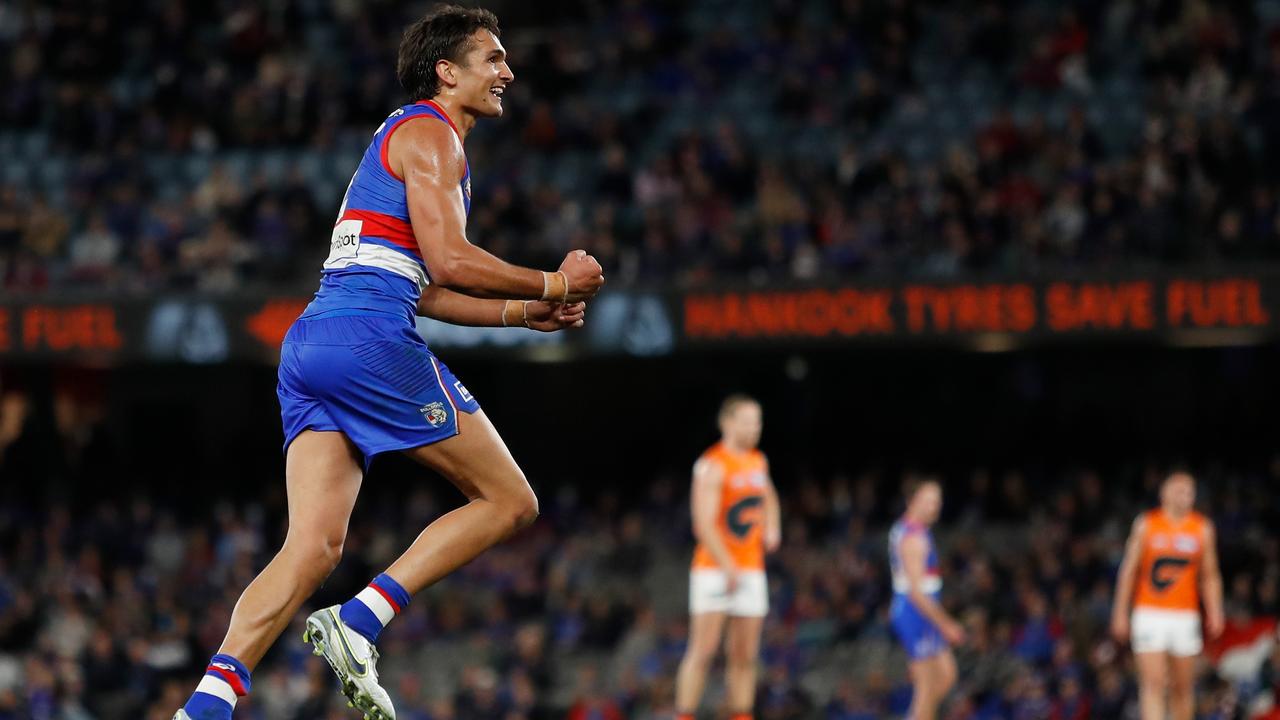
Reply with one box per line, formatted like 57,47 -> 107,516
1,421 -> 1278,717
2,0 -> 1280,293
66,212 -> 121,284
566,666 -> 624,720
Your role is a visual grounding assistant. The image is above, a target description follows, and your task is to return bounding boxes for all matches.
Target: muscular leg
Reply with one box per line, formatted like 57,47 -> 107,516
1167,654 -> 1196,720
724,615 -> 764,715
676,611 -> 728,714
381,410 -> 538,593
217,431 -> 363,669
1135,652 -> 1170,720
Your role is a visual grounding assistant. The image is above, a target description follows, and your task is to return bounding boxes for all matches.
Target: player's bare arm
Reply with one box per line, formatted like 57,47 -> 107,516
762,459 -> 781,553
901,533 -> 965,644
1111,514 -> 1147,642
392,120 -> 603,301
416,284 -> 585,331
1201,520 -> 1225,639
692,458 -> 737,585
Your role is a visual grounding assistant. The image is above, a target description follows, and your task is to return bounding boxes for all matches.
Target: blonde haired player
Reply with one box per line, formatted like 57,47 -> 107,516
1111,471 -> 1225,720
675,395 -> 780,720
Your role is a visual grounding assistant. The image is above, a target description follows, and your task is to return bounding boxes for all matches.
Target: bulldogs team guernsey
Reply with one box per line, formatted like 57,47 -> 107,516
888,518 -> 948,659
888,518 -> 941,597
276,100 -> 482,470
185,102 -> 479,720
306,100 -> 471,322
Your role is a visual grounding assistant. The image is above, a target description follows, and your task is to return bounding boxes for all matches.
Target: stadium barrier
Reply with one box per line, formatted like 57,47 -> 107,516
1,271 -> 1276,363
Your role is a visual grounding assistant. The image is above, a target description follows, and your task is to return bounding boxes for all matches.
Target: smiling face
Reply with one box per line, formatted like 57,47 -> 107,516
396,7 -> 506,120
438,29 -> 513,118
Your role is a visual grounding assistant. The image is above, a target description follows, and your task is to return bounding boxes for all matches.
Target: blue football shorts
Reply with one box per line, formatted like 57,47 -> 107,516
276,313 -> 481,469
889,594 -> 948,661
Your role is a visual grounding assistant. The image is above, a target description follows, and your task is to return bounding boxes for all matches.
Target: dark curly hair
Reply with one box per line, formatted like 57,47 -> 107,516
397,5 -> 501,102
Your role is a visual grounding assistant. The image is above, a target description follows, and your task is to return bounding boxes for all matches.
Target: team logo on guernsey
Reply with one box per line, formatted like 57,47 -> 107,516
1150,556 -> 1191,591
420,401 -> 449,427
726,496 -> 764,539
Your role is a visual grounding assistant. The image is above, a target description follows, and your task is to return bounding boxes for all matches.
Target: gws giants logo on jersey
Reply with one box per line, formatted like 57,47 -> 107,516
726,496 -> 764,539
420,401 -> 449,427
1150,556 -> 1191,591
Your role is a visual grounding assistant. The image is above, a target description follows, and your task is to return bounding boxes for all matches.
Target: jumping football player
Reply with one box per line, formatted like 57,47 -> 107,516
175,6 -> 603,719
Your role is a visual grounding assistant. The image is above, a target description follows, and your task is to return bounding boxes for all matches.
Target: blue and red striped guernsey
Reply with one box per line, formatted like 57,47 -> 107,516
315,100 -> 472,317
888,518 -> 942,596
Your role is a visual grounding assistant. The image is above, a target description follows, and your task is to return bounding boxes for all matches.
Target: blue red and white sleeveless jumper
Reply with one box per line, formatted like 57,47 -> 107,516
887,517 -> 948,659
276,101 -> 480,467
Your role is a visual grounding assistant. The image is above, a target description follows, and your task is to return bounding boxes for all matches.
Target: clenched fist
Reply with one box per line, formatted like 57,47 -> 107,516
559,250 -> 605,302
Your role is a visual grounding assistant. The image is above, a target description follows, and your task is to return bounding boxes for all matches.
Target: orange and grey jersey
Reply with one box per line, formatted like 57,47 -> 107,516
1133,509 -> 1208,613
692,442 -> 768,572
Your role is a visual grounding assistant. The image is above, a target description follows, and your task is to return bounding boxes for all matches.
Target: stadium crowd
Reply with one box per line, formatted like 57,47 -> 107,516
0,388 -> 1277,720
4,0 -> 1280,293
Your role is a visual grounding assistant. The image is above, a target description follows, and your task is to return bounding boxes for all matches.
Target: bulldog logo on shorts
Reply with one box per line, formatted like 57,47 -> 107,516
420,401 -> 448,427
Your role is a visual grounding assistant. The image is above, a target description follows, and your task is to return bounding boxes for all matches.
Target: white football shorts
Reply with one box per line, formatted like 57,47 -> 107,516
1131,607 -> 1203,657
689,569 -> 768,617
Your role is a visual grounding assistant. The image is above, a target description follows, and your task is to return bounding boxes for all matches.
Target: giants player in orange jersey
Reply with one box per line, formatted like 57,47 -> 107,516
1111,471 -> 1225,720
675,395 -> 781,720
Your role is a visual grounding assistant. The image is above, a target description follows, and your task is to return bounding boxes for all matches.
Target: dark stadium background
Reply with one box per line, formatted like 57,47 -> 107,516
5,344 -> 1280,497
3,0 -> 1280,718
